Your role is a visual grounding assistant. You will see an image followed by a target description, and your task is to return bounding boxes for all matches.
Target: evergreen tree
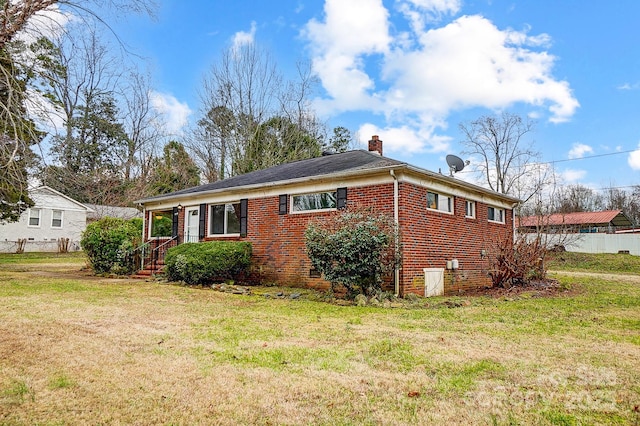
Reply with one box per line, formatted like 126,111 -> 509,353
148,141 -> 200,195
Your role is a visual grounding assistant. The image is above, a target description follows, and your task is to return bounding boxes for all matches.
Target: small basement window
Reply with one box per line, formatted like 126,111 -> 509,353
309,267 -> 322,278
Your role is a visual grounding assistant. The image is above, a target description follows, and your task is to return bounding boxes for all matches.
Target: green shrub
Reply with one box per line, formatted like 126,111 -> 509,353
305,207 -> 401,299
81,217 -> 143,274
165,241 -> 252,285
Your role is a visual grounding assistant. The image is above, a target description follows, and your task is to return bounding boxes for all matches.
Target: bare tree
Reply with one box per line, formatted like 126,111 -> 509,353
0,0 -> 156,50
191,43 -> 326,182
0,35 -> 51,221
552,184 -> 604,213
603,185 -> 640,226
0,0 -> 156,220
459,112 -> 538,196
121,71 -> 163,183
39,29 -> 128,203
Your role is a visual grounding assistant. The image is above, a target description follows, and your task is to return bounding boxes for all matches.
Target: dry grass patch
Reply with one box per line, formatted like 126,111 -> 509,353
0,255 -> 639,425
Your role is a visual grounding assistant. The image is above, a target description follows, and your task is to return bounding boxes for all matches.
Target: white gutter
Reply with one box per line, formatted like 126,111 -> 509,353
390,169 -> 400,297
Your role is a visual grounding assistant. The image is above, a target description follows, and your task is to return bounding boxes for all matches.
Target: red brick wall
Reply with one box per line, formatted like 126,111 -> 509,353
156,181 -> 513,296
398,182 -> 513,296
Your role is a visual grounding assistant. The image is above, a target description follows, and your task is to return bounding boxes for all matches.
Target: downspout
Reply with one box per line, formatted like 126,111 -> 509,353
512,202 -> 519,242
390,170 -> 400,297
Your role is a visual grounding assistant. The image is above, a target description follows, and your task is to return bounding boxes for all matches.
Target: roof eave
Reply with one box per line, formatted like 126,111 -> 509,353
137,162 -> 521,207
135,163 -> 407,205
404,164 -> 521,204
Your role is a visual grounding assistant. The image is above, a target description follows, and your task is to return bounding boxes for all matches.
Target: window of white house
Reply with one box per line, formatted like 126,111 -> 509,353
28,208 -> 40,227
51,210 -> 63,228
210,203 -> 241,235
488,206 -> 505,223
427,191 -> 453,213
465,200 -> 476,218
292,191 -> 336,212
150,210 -> 173,238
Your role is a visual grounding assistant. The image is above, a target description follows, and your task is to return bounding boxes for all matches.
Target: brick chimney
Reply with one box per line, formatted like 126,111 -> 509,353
368,135 -> 383,156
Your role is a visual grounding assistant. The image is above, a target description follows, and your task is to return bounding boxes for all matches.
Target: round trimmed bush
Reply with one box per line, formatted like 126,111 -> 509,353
165,241 -> 252,285
81,217 -> 143,274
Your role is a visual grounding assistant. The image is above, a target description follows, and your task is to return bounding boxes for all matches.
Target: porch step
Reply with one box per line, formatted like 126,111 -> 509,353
131,261 -> 166,279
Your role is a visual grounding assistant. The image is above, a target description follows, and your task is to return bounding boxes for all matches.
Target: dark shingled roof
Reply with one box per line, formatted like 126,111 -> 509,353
139,150 -> 405,202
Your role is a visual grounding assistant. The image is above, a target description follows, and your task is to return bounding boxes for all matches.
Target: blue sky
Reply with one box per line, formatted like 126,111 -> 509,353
108,0 -> 640,192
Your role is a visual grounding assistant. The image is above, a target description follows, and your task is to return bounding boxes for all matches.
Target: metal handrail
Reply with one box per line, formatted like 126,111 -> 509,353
148,236 -> 179,275
124,240 -> 151,273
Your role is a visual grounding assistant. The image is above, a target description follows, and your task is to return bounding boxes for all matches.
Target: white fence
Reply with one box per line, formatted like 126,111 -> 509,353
531,233 -> 640,256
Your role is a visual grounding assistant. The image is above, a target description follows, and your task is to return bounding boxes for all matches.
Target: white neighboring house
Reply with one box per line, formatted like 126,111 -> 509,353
0,186 -> 93,253
84,204 -> 142,223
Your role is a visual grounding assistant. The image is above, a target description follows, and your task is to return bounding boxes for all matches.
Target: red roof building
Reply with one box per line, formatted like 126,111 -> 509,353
518,210 -> 633,233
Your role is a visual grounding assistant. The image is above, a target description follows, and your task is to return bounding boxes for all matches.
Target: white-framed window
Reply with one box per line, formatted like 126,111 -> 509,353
488,206 -> 505,223
427,191 -> 453,213
28,208 -> 41,227
51,210 -> 63,228
210,203 -> 241,235
291,191 -> 336,213
465,200 -> 476,219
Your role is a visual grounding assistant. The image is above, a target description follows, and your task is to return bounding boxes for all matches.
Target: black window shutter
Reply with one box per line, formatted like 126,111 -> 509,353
198,203 -> 206,240
337,187 -> 347,209
279,194 -> 288,215
240,199 -> 248,237
171,207 -> 179,238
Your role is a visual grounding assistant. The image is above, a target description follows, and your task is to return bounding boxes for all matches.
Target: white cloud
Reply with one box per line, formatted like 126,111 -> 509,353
357,122 -> 451,153
16,4 -> 74,44
398,0 -> 461,32
303,0 -> 391,111
568,143 -> 593,159
150,91 -> 192,135
383,15 -> 578,120
628,144 -> 640,170
25,88 -> 65,132
617,82 -> 640,91
232,21 -> 257,50
302,2 -> 579,152
560,168 -> 587,183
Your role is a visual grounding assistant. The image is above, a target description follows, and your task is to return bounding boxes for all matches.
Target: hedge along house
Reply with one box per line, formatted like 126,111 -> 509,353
136,136 -> 520,296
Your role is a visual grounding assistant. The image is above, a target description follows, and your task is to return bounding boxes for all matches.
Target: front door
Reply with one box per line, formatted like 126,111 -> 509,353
185,207 -> 199,243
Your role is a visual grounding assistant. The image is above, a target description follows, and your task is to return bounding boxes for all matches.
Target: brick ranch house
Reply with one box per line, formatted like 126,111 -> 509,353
136,136 -> 519,296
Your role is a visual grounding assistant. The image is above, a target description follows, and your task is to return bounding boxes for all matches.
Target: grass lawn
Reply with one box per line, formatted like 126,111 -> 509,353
547,251 -> 640,274
0,252 -> 638,425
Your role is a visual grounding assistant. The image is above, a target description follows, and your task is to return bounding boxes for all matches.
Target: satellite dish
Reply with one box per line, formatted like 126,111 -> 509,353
446,155 -> 469,176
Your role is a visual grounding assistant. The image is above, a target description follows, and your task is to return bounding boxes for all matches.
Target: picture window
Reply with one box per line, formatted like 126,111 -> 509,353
292,192 -> 336,212
210,203 -> 241,235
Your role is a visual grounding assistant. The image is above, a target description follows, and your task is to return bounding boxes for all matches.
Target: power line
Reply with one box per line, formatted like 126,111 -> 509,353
457,148 -> 637,173
544,149 -> 638,165
590,184 -> 639,192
